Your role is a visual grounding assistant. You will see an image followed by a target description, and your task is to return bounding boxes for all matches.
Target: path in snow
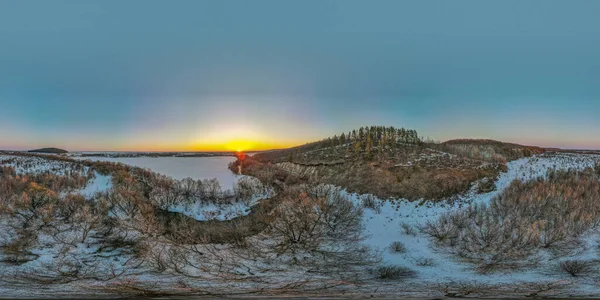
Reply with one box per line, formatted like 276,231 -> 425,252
347,153 -> 600,289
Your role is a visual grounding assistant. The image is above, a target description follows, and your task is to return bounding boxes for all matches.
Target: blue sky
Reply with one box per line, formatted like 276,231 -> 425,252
1,0 -> 599,150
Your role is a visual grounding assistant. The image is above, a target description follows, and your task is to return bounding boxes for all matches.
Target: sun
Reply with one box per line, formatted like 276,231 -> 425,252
223,139 -> 255,152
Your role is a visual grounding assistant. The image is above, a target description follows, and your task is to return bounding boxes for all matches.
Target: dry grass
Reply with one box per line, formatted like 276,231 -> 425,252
235,156 -> 503,201
388,241 -> 407,253
375,265 -> 416,280
424,167 -> 600,271
437,139 -> 545,162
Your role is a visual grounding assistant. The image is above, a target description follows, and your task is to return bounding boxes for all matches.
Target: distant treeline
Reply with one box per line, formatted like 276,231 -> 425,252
435,139 -> 545,162
253,126 -> 422,163
28,148 -> 68,154
298,126 -> 421,152
76,152 -> 237,158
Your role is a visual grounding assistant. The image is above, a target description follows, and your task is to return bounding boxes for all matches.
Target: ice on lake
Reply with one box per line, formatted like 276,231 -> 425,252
75,156 -> 239,190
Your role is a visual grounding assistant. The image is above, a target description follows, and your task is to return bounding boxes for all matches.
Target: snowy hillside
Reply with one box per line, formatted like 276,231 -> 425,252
352,152 -> 600,296
1,151 -> 600,297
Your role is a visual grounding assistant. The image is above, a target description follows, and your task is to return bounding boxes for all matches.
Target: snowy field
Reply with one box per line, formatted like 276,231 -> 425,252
0,154 -> 113,197
2,152 -> 600,297
73,156 -> 239,189
349,152 -> 600,295
70,155 -> 265,221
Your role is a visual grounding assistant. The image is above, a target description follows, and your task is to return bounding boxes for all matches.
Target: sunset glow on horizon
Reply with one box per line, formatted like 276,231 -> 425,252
1,1 -> 600,151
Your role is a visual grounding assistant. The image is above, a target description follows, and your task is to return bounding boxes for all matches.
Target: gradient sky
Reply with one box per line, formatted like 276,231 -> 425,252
1,1 -> 599,151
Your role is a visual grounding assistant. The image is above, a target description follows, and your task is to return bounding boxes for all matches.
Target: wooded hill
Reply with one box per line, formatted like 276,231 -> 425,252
28,147 -> 68,154
255,126 -> 421,163
237,126 -> 544,201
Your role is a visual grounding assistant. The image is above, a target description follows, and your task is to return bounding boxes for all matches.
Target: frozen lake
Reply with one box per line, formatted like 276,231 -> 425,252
75,156 -> 239,190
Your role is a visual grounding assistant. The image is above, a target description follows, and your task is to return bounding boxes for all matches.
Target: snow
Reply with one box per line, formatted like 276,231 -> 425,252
168,200 -> 256,221
0,154 -> 76,175
346,152 -> 600,290
167,176 -> 274,221
0,154 -> 113,195
3,151 -> 600,296
71,155 -> 262,221
79,171 -> 112,198
74,156 -> 239,190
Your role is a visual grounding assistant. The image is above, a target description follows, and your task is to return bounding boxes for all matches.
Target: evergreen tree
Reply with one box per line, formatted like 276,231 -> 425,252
353,140 -> 361,154
365,133 -> 372,155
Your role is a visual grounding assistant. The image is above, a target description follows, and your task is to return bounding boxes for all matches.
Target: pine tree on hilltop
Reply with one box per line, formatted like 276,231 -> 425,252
365,133 -> 373,158
354,140 -> 362,154
310,126 -> 421,152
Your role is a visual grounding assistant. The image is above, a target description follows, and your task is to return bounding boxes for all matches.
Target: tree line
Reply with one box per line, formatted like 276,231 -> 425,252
311,126 -> 421,152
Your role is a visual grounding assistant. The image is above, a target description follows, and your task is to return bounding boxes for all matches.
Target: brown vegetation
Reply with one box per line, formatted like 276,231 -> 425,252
423,167 -> 600,272
0,152 -> 378,292
235,129 -> 538,201
559,260 -> 592,277
231,154 -> 503,201
437,139 -> 545,162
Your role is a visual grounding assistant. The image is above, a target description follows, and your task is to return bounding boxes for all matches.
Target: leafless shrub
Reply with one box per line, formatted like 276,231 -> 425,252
421,215 -> 459,244
265,185 -> 377,274
436,281 -> 492,297
97,278 -> 186,297
0,152 -> 380,292
516,281 -> 571,297
269,185 -> 364,254
477,178 -> 496,193
233,176 -> 268,203
200,178 -> 223,201
559,260 -> 591,277
388,241 -> 406,253
15,250 -> 133,284
400,222 -> 418,236
150,177 -> 184,209
426,168 -> 600,271
0,166 -> 16,177
0,230 -> 37,264
414,257 -> 436,267
375,265 -> 415,280
361,194 -> 380,212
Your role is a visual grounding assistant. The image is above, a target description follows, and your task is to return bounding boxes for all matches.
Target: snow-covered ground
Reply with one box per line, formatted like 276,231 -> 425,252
0,154 -> 262,221
0,154 -> 79,175
168,176 -> 275,221
3,152 -> 600,297
348,152 -> 600,294
71,155 -> 262,221
78,171 -> 112,198
0,154 -> 113,196
73,156 -> 239,190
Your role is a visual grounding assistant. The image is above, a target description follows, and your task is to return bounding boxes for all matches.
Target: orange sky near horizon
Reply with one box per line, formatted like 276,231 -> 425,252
53,139 -> 303,153
1,2 -> 600,152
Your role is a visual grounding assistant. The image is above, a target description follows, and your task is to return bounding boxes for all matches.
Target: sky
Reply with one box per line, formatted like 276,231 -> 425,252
1,0 -> 599,151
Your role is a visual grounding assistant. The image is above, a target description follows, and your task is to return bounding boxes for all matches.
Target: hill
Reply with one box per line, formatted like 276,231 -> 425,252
435,139 -> 545,162
28,147 -> 68,154
253,126 -> 421,164
232,126 -> 545,201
